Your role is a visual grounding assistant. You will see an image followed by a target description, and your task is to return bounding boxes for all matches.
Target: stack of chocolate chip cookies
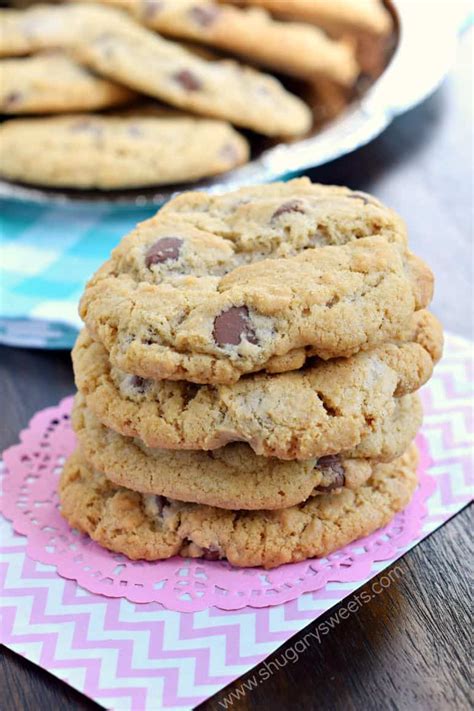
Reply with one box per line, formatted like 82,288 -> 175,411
60,178 -> 443,568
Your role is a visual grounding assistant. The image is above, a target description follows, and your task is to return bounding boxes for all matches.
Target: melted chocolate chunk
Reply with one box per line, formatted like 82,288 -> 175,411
145,237 -> 182,266
3,91 -> 22,108
69,120 -> 103,137
315,455 -> 346,492
182,383 -> 200,407
189,5 -> 220,26
271,199 -> 306,220
129,375 -> 150,394
173,69 -> 202,92
213,306 -> 258,347
153,494 -> 166,515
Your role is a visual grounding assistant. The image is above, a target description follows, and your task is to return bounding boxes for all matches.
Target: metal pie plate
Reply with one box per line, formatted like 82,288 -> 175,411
0,0 -> 460,207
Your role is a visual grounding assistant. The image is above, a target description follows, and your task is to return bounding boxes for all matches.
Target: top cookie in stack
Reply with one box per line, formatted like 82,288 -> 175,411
79,179 -> 434,384
60,178 -> 443,568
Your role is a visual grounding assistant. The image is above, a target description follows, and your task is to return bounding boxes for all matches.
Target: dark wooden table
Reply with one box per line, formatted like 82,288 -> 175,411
1,31 -> 472,711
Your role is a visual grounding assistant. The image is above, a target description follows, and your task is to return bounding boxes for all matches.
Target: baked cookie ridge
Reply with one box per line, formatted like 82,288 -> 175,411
59,444 -> 419,569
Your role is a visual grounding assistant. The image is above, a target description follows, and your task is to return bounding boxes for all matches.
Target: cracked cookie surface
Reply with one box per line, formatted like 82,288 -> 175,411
79,179 -> 433,384
73,395 -> 375,510
59,444 -> 418,568
73,308 -> 440,459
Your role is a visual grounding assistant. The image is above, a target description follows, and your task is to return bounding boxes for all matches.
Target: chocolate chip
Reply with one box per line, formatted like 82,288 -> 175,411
129,375 -> 150,393
213,306 -> 258,347
3,91 -> 22,108
142,0 -> 163,19
271,200 -> 306,220
317,454 -> 344,472
128,124 -> 143,137
202,547 -> 221,561
173,69 -> 202,91
145,237 -> 182,266
316,478 -> 345,493
182,383 -> 199,407
94,33 -> 114,59
219,142 -> 238,164
325,295 -> 339,308
153,495 -> 166,515
189,5 -> 220,26
69,120 -> 103,137
315,455 -> 345,492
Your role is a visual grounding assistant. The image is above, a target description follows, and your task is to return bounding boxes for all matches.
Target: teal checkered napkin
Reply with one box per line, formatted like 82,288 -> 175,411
0,199 -> 155,349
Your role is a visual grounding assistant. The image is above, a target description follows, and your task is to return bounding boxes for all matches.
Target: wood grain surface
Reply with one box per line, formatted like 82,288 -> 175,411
0,29 -> 472,711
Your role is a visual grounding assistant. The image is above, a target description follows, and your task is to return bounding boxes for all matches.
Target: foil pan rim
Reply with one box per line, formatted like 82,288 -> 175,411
0,0 -> 460,208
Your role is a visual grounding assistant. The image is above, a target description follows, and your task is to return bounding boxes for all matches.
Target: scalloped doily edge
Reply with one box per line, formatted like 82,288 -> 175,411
0,396 -> 436,611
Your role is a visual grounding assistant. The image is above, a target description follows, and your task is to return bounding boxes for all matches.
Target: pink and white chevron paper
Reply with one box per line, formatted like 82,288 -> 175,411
1,332 -> 472,710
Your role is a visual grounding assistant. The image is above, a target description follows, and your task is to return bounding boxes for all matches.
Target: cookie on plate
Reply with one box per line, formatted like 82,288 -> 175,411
93,0 -> 359,85
0,112 -> 249,189
79,179 -> 434,384
0,52 -> 135,114
73,309 -> 441,458
73,5 -> 313,136
0,3 -> 312,137
237,0 -> 394,77
59,443 -> 419,568
235,0 -> 392,38
73,394 -> 377,510
0,4 -> 77,56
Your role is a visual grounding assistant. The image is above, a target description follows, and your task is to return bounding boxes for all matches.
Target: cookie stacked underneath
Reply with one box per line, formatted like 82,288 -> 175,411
61,178 -> 443,568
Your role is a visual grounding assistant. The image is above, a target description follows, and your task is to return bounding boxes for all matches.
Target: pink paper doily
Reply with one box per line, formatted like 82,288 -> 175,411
1,396 -> 435,611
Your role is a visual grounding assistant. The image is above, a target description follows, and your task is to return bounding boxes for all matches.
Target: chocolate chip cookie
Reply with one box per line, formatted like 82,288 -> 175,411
94,0 -> 359,85
0,112 -> 249,189
73,395 -> 375,510
237,0 -> 393,38
0,4 -> 84,56
0,3 -> 312,137
79,179 -> 434,384
238,0 -> 394,77
73,308 -> 441,459
0,52 -> 135,114
59,443 -> 418,568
